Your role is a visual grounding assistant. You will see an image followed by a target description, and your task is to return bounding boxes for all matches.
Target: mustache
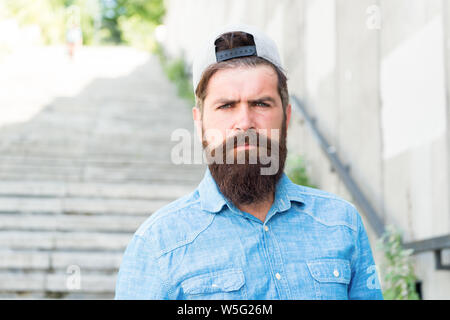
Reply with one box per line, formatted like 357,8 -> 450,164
202,129 -> 281,173
203,130 -> 274,154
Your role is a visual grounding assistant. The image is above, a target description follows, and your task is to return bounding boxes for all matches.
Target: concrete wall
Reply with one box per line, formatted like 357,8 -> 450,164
162,0 -> 450,299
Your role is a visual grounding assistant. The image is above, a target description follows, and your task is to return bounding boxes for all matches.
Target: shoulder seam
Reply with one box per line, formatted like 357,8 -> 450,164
299,209 -> 357,232
136,198 -> 201,237
155,213 -> 216,258
296,189 -> 355,207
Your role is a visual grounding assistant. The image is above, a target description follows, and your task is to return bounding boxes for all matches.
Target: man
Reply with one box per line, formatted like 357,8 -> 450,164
115,24 -> 383,300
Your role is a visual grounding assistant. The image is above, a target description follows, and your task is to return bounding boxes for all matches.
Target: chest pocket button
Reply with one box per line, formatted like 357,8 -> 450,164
306,259 -> 351,284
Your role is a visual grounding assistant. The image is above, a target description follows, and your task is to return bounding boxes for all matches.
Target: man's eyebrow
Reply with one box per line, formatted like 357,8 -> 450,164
211,96 -> 277,106
211,98 -> 238,106
248,96 -> 277,104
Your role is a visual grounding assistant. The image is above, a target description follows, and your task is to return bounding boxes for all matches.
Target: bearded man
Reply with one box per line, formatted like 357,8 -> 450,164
115,24 -> 383,300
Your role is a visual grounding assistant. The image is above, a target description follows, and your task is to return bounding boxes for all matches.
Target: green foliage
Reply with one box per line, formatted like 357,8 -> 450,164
153,41 -> 166,62
154,43 -> 195,105
2,0 -> 164,46
2,0 -> 100,45
117,14 -> 157,51
377,225 -> 420,300
164,58 -> 195,105
70,0 -> 101,45
3,0 -> 67,44
285,153 -> 317,188
100,0 -> 164,44
115,0 -> 165,24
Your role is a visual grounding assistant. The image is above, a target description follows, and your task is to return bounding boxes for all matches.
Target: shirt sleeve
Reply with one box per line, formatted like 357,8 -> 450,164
348,209 -> 384,300
115,234 -> 169,299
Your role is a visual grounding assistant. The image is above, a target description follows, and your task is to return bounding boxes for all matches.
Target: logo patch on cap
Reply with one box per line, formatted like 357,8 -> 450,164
215,45 -> 257,62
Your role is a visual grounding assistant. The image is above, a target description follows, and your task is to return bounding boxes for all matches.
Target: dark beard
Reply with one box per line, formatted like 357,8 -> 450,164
203,121 -> 287,206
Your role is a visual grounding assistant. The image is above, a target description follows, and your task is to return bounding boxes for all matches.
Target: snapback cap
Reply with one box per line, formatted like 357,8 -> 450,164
192,23 -> 284,93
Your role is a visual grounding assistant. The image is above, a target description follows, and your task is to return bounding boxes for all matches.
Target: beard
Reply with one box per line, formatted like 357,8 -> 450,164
202,120 -> 287,206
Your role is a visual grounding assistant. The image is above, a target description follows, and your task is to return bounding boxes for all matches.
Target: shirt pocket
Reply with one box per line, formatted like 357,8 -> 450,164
306,258 -> 351,300
181,268 -> 247,300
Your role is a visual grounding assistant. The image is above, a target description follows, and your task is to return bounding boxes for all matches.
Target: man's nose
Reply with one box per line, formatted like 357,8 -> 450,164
234,104 -> 255,132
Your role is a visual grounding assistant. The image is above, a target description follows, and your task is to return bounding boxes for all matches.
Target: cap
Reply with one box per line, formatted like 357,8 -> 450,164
192,23 -> 284,93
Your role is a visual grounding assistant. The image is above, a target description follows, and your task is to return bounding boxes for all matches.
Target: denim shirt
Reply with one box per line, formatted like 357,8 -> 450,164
115,168 -> 383,300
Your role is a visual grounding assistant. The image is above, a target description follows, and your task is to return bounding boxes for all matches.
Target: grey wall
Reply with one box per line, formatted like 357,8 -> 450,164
162,0 -> 450,299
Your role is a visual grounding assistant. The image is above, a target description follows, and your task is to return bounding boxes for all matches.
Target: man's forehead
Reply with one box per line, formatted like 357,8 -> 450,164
205,65 -> 279,102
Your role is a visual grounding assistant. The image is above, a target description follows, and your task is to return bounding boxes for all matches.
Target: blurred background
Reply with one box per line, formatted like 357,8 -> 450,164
0,0 -> 449,299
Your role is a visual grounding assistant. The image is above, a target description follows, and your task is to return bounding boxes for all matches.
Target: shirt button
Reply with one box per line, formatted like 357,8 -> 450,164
333,269 -> 340,277
275,273 -> 281,280
264,225 -> 269,232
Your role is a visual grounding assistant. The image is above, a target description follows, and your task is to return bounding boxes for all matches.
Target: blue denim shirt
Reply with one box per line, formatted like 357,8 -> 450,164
115,168 -> 383,300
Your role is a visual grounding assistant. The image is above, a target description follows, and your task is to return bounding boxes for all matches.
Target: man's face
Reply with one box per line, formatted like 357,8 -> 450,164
194,64 -> 291,151
192,64 -> 292,206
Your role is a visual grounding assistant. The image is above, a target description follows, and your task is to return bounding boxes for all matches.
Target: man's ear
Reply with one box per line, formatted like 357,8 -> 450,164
192,106 -> 203,143
285,103 -> 292,130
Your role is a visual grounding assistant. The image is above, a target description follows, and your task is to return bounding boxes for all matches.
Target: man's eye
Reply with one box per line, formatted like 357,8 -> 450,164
254,102 -> 270,107
218,104 -> 232,109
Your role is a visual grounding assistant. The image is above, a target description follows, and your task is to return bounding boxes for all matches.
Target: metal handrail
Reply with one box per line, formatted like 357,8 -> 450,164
404,235 -> 450,270
290,95 -> 449,269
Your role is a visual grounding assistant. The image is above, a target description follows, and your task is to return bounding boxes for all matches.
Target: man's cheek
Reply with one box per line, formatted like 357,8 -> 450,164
203,128 -> 225,149
259,128 -> 281,143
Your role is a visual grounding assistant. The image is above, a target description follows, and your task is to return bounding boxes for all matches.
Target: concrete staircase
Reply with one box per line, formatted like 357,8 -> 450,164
0,47 -> 205,299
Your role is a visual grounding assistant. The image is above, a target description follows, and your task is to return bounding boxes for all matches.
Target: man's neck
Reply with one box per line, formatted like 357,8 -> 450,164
236,192 -> 275,223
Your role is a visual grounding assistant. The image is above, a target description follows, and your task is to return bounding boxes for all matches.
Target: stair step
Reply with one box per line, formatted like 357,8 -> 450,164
0,124 -> 194,145
0,231 -> 132,251
0,292 -> 114,300
0,162 -> 204,174
0,139 -> 187,155
0,174 -> 202,184
0,196 -> 171,215
0,250 -> 123,271
0,143 -> 200,159
0,154 -> 205,167
0,214 -> 147,232
0,250 -> 50,270
0,272 -> 116,293
0,181 -> 195,200
0,154 -> 182,166
0,166 -> 204,184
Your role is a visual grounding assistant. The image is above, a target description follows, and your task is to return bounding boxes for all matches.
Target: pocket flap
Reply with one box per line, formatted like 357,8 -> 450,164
307,259 -> 351,284
181,268 -> 245,295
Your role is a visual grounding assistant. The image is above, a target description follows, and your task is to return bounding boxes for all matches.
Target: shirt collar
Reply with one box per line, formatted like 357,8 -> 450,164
198,167 -> 228,213
198,167 -> 306,214
272,172 -> 307,213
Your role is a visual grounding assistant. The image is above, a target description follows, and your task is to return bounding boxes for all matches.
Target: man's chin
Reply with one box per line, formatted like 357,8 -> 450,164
208,161 -> 283,206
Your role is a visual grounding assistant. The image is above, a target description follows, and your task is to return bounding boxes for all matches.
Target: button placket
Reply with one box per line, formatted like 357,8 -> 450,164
261,221 -> 293,299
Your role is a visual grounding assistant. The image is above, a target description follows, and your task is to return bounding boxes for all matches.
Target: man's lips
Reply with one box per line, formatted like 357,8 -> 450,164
235,143 -> 256,150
